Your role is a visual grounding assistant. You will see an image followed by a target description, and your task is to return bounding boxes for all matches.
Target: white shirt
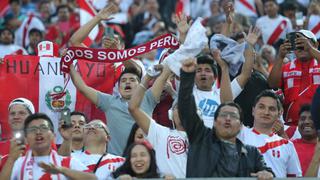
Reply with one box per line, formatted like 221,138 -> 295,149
147,120 -> 188,178
238,127 -> 302,177
11,153 -> 88,180
72,151 -> 125,180
308,15 -> 320,39
234,0 -> 258,17
0,44 -> 28,58
256,15 -> 293,44
193,78 -> 242,128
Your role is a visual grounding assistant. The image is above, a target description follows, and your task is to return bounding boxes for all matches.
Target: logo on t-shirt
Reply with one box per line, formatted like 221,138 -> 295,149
198,99 -> 219,117
166,136 -> 187,159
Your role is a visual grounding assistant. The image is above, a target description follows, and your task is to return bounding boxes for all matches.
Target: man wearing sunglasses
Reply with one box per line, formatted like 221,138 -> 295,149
71,120 -> 125,179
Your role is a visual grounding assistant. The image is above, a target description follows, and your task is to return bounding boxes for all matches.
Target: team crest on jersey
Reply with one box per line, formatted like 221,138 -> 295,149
45,86 -> 71,111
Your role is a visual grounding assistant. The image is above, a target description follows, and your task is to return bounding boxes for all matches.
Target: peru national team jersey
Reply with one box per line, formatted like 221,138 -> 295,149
256,15 -> 292,45
72,151 -> 125,179
238,127 -> 302,177
147,120 -> 188,178
234,0 -> 258,17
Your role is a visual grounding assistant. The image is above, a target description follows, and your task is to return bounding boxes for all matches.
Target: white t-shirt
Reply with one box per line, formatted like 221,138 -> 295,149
193,78 -> 242,128
234,0 -> 257,17
11,153 -> 88,180
0,44 -> 28,58
238,127 -> 302,177
72,151 -> 125,179
308,15 -> 320,39
147,120 -> 188,178
256,15 -> 293,44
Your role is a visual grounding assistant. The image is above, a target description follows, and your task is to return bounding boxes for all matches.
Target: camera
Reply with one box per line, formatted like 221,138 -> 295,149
14,131 -> 24,144
61,108 -> 72,128
286,32 -> 303,51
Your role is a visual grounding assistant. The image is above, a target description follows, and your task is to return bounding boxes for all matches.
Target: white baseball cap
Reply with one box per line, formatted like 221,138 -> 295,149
299,30 -> 317,42
8,98 -> 35,114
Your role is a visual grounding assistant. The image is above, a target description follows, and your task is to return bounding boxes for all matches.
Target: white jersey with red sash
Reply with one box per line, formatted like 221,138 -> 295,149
238,127 -> 302,177
234,0 -> 257,17
11,150 -> 88,180
72,150 -> 125,179
280,59 -> 320,125
0,44 -> 27,58
256,15 -> 292,45
308,15 -> 320,40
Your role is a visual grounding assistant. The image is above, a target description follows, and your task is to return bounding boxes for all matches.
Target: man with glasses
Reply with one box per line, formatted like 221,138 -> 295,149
178,59 -> 274,178
238,90 -> 302,177
72,120 -> 125,179
1,113 -> 96,180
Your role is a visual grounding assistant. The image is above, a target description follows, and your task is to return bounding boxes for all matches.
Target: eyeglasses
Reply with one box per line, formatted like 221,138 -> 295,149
84,123 -> 109,135
26,125 -> 51,134
218,112 -> 240,120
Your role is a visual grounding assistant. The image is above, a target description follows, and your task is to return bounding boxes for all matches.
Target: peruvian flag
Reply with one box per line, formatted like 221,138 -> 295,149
175,0 -> 191,16
77,0 -> 103,47
0,55 -> 117,143
0,0 -> 9,17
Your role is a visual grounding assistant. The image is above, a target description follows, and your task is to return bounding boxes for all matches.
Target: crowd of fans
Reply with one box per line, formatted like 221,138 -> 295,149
0,0 -> 320,179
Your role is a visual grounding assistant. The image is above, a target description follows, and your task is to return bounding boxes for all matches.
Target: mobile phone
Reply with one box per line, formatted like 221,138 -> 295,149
104,27 -> 114,39
61,108 -> 72,128
295,12 -> 304,26
286,32 -> 303,51
14,131 -> 24,144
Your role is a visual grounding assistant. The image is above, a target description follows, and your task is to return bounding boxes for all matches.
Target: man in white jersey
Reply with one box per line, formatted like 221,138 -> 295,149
234,0 -> 264,24
3,113 -> 96,180
72,119 -> 125,179
238,90 -> 302,177
256,0 -> 292,49
129,65 -> 188,178
195,27 -> 259,128
0,28 -> 27,58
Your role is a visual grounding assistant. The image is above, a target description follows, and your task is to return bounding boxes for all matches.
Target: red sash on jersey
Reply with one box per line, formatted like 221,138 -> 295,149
238,0 -> 256,13
267,20 -> 287,45
311,22 -> 320,36
22,14 -> 34,48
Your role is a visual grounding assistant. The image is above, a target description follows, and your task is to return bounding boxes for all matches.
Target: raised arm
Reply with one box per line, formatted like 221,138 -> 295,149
128,74 -> 153,134
69,64 -> 99,105
178,58 -> 206,143
69,4 -> 117,47
211,49 -> 232,103
235,26 -> 261,88
174,12 -> 192,44
268,41 -> 291,88
150,65 -> 173,102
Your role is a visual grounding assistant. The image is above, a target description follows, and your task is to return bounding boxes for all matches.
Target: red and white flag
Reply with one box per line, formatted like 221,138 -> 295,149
77,0 -> 103,47
0,0 -> 9,17
0,55 -> 117,142
175,0 -> 190,16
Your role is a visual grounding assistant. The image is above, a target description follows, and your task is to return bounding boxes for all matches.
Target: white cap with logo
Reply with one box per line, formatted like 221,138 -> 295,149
8,98 -> 35,114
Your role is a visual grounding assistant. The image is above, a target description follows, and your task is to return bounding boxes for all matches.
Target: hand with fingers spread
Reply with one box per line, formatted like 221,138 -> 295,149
175,13 -> 191,35
246,26 -> 261,46
181,58 -> 197,73
278,40 -> 291,59
58,120 -> 73,141
295,33 -> 314,52
251,170 -> 274,180
97,3 -> 118,21
211,49 -> 228,69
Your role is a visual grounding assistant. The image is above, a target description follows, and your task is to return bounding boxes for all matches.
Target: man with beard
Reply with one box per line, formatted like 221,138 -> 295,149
0,28 -> 27,58
292,104 -> 318,176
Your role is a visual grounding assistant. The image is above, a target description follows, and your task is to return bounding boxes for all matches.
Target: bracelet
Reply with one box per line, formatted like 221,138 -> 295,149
139,83 -> 147,90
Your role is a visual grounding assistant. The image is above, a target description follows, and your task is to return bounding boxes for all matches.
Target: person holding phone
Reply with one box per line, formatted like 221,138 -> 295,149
268,30 -> 320,127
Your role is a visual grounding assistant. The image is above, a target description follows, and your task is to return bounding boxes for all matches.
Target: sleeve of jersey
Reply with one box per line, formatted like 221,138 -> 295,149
70,157 -> 90,172
141,89 -> 158,115
286,142 -> 302,177
147,120 -> 167,146
231,78 -> 243,100
97,91 -> 113,112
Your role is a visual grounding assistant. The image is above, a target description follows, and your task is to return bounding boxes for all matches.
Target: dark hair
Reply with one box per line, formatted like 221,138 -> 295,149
123,123 -> 140,156
113,142 -> 159,179
280,1 -> 297,12
253,90 -> 282,110
214,102 -> 243,123
9,0 -> 20,4
71,111 -> 88,123
196,55 -> 218,76
118,67 -> 142,83
299,104 -> 311,116
29,28 -> 43,37
0,28 -> 15,43
24,113 -> 54,134
56,4 -> 71,14
263,0 -> 278,5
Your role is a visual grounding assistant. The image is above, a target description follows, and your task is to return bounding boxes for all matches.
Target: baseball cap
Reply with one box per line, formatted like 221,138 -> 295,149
299,30 -> 317,43
8,98 -> 35,114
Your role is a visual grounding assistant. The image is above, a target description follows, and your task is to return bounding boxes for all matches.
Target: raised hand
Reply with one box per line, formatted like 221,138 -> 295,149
174,13 -> 191,35
295,33 -> 314,52
102,35 -> 122,49
246,26 -> 261,46
211,49 -> 228,69
181,58 -> 197,73
8,138 -> 25,161
97,3 -> 118,20
278,40 -> 291,59
251,170 -> 274,180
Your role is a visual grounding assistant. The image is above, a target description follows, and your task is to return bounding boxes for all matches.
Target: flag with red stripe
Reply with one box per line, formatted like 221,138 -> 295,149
175,0 -> 190,16
0,55 -> 116,142
0,0 -> 9,16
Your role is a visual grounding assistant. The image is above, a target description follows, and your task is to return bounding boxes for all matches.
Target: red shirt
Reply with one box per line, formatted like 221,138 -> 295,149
292,138 -> 316,176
